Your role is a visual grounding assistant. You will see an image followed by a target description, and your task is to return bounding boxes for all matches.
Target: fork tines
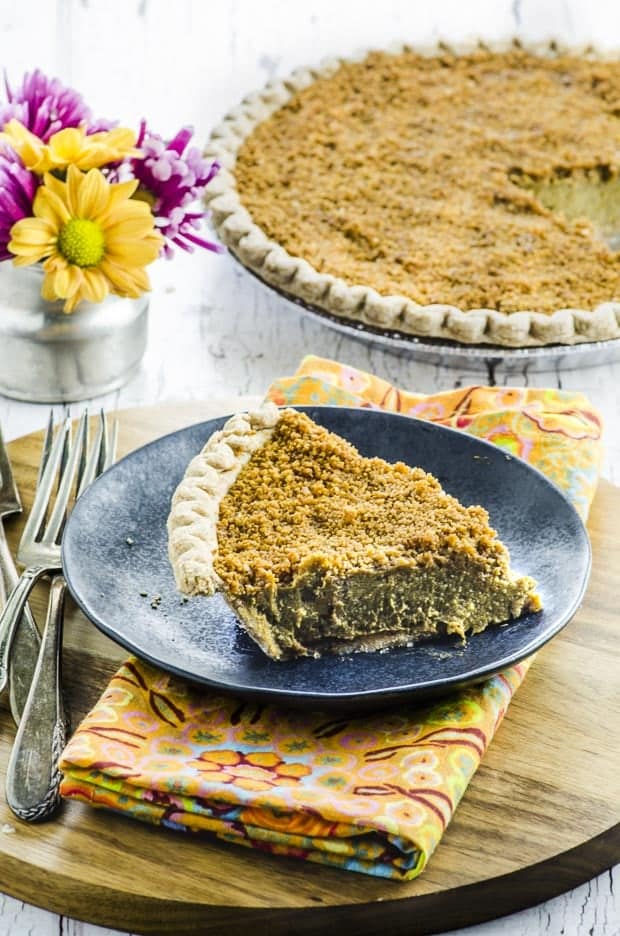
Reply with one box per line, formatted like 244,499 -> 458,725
0,419 -> 21,513
21,410 -> 117,554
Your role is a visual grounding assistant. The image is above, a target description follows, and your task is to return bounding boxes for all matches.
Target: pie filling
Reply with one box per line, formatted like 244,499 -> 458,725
228,560 -> 539,660
210,410 -> 541,660
518,170 -> 620,251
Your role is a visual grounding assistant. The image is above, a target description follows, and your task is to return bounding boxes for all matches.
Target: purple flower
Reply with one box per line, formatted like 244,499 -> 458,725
0,69 -> 111,141
0,145 -> 38,260
131,122 -> 224,258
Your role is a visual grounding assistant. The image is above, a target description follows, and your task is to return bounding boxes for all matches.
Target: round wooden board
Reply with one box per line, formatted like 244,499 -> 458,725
0,401 -> 618,936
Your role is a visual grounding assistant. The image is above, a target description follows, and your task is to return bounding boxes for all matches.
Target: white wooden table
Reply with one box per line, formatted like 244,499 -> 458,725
0,1 -> 618,933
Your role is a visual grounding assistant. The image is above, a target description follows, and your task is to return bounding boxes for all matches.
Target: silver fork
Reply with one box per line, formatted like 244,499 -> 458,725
0,419 -> 41,725
0,410 -> 117,821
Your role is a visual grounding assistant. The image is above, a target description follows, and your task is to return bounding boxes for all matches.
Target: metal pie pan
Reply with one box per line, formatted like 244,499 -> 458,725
235,256 -> 620,372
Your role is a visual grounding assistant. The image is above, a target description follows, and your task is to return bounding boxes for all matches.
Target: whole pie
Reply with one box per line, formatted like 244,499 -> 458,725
204,39 -> 620,348
167,405 -> 541,659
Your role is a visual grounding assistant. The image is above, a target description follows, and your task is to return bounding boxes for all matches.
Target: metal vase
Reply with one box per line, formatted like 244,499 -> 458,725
0,264 -> 148,403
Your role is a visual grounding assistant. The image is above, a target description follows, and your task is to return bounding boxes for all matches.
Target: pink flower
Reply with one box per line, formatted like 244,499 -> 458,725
0,69 -> 111,141
131,122 -> 224,258
0,144 -> 37,260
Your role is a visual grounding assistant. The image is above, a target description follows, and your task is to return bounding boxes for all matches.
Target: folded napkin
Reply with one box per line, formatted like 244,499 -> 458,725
59,355 -> 602,880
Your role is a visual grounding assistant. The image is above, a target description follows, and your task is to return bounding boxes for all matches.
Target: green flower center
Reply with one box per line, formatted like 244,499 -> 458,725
57,219 -> 105,267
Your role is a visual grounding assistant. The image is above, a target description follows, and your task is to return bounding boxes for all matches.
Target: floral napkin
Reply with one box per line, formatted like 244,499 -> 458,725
59,355 -> 602,880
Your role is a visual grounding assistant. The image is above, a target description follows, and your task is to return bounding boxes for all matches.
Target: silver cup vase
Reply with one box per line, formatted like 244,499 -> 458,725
0,263 -> 148,403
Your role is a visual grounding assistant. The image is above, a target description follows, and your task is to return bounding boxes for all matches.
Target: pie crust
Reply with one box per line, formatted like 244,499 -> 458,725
167,403 -> 281,596
203,38 -> 620,348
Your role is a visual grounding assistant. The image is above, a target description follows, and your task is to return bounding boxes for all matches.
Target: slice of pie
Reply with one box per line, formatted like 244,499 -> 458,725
168,405 -> 541,660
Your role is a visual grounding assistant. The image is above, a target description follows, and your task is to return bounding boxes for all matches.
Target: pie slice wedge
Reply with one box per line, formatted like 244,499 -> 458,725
168,405 -> 541,660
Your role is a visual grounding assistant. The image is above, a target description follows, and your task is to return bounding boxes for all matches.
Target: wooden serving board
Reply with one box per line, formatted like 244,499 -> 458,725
0,401 -> 618,936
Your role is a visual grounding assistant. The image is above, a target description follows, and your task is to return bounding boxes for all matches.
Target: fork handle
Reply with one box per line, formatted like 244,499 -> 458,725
6,575 -> 68,822
0,565 -> 49,698
0,524 -> 41,725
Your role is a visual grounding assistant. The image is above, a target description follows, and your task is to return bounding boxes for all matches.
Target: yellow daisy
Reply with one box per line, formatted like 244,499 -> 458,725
9,164 -> 164,312
1,119 -> 138,173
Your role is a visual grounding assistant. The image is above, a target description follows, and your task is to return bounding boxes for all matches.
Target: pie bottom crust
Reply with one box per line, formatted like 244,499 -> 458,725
228,596 -> 483,661
203,38 -> 620,349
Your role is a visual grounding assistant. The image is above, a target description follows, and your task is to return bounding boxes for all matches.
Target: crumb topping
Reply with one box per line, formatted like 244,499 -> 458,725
215,409 -> 508,596
234,48 -> 620,314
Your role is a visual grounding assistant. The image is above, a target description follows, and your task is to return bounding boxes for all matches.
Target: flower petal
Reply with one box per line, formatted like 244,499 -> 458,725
81,267 -> 109,303
0,119 -> 50,172
88,126 -> 137,155
66,266 -> 84,297
66,164 -> 85,215
9,217 -> 56,260
53,266 -> 71,297
63,291 -> 82,313
74,142 -> 107,170
100,257 -> 150,296
102,216 -> 155,240
41,271 -> 60,301
42,172 -> 67,202
12,254 -> 40,267
47,127 -> 85,169
101,198 -> 149,227
106,179 -> 139,208
10,245 -> 52,262
105,238 -> 160,266
13,220 -> 56,244
77,168 -> 109,219
54,264 -> 85,299
35,186 -> 69,228
43,253 -> 68,274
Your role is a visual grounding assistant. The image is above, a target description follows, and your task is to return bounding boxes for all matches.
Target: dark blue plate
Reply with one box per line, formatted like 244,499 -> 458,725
62,406 -> 591,710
